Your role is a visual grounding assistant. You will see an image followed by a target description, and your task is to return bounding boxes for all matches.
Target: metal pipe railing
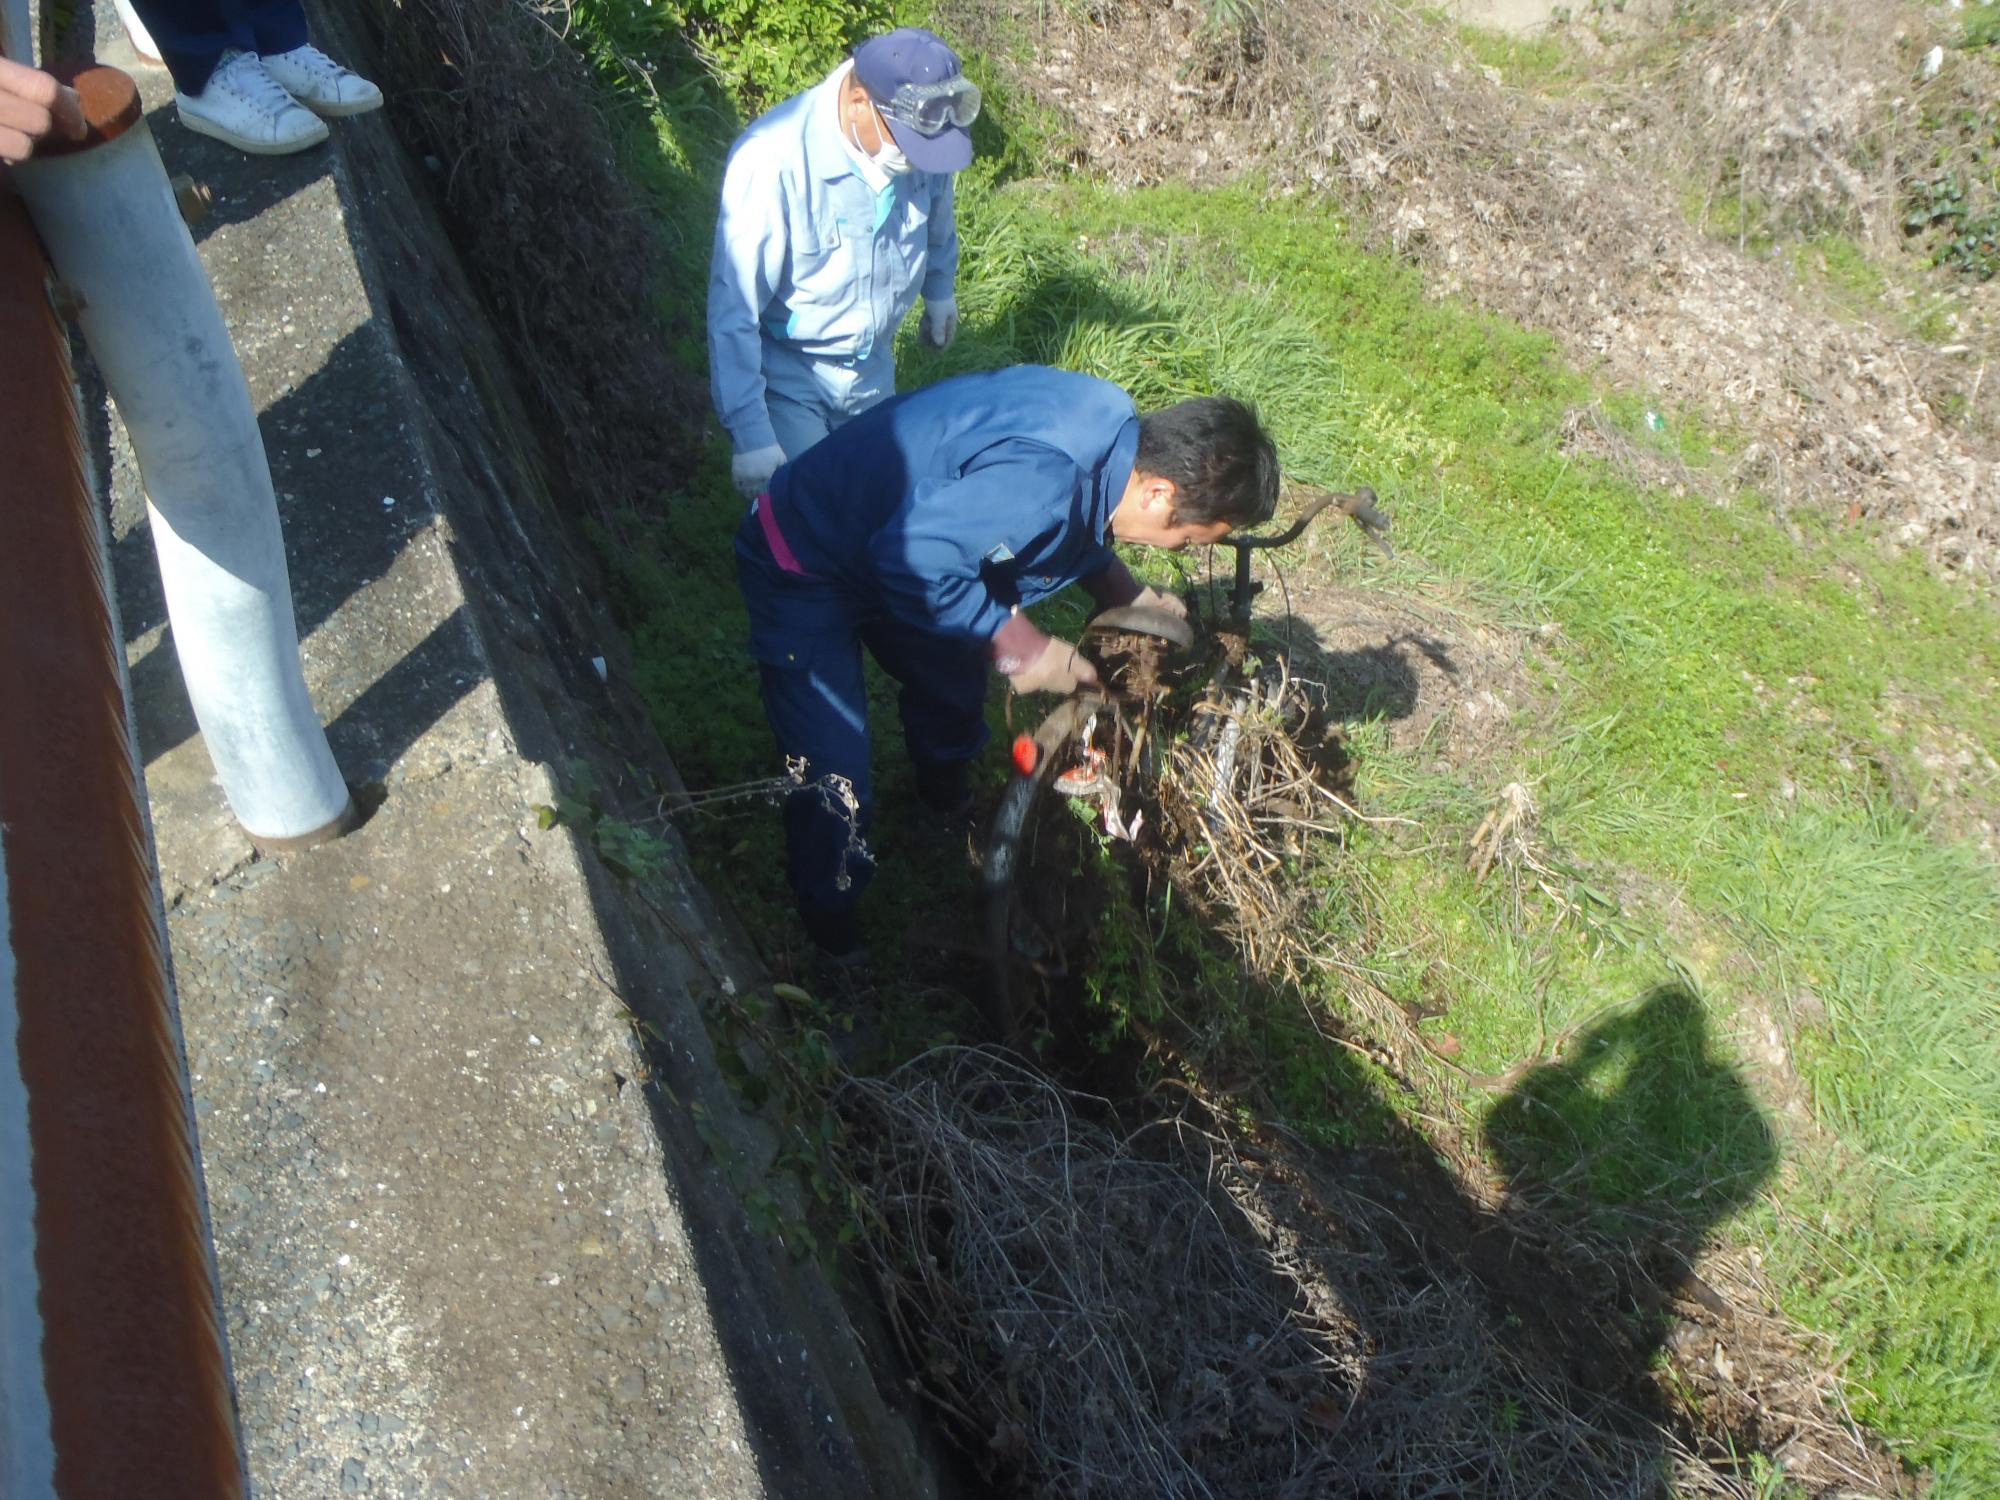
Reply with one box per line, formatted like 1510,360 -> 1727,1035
11,61 -> 355,845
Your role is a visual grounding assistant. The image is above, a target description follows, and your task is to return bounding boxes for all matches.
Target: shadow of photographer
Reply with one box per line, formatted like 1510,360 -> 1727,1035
1482,985 -> 1779,1384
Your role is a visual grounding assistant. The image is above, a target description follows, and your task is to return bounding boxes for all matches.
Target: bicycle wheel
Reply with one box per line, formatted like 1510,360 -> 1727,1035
982,610 -> 1193,1038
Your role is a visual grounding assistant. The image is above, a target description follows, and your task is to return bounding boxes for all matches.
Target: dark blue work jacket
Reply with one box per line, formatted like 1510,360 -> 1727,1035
765,365 -> 1139,642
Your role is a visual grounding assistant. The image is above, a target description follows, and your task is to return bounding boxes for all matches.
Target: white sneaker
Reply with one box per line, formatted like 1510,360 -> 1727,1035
112,0 -> 162,65
260,44 -> 384,118
177,50 -> 329,155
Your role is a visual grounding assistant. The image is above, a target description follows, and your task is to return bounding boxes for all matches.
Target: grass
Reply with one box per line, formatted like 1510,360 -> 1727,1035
1786,232 -> 1968,346
1790,232 -> 1891,306
1710,806 -> 2000,1470
1962,1 -> 2000,53
1451,20 -> 1586,94
566,7 -> 2000,1489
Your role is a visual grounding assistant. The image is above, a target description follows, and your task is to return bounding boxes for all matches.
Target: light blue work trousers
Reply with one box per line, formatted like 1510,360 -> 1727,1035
762,338 -> 897,461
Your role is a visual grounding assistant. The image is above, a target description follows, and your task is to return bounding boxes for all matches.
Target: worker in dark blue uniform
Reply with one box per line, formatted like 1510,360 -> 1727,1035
735,363 -> 1281,959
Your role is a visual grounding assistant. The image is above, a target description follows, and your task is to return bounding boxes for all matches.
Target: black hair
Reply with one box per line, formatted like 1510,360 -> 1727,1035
1134,395 -> 1280,528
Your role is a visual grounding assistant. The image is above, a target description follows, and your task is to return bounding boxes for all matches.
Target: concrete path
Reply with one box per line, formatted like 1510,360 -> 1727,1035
80,9 -> 923,1496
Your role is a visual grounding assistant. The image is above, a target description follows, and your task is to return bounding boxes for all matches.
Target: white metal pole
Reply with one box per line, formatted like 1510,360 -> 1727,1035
12,75 -> 355,845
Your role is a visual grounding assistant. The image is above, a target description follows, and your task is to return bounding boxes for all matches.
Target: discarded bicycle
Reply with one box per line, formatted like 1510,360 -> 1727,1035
982,486 -> 1392,1036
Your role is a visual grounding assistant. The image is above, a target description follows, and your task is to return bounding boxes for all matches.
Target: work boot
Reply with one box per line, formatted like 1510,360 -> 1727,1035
907,759 -> 982,870
799,906 -> 877,1040
912,758 -> 973,819
801,902 -> 865,962
176,50 -> 328,155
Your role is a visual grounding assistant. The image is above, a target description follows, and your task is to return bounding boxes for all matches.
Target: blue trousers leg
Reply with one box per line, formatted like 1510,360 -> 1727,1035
131,0 -> 310,92
738,521 -> 992,915
738,528 -> 874,915
760,652 -> 875,914
857,614 -> 991,773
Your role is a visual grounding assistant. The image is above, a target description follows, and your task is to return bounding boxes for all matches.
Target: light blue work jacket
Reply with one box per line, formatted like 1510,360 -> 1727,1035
707,65 -> 960,456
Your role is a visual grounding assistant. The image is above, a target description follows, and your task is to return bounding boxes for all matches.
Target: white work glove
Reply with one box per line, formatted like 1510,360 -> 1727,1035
1127,584 -> 1187,620
1006,636 -> 1100,696
1083,558 -> 1186,620
919,297 -> 958,352
731,442 -> 785,499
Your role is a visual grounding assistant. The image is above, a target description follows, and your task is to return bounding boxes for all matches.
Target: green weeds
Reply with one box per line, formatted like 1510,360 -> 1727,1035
1961,2 -> 2000,53
533,762 -> 676,883
1452,22 -> 1585,94
573,0 -> 887,110
1790,233 -> 1888,306
1905,170 -> 2000,282
1687,178 -> 1784,257
1899,82 -> 2000,282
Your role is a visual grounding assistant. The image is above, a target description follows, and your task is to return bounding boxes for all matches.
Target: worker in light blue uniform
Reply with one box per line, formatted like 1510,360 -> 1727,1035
736,365 -> 1282,960
709,28 -> 977,500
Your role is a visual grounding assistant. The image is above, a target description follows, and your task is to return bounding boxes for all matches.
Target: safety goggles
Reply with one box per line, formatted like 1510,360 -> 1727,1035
875,75 -> 982,135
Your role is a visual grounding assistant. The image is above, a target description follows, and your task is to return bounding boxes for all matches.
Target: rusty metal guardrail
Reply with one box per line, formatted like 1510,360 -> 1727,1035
1,22 -> 359,1495
0,175 -> 248,1500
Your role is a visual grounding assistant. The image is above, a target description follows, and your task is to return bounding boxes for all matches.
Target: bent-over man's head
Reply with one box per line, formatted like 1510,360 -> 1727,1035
1111,396 -> 1281,550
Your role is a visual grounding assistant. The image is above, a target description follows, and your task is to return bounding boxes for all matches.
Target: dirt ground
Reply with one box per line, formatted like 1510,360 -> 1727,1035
1280,578 -> 1540,766
963,0 -> 2000,585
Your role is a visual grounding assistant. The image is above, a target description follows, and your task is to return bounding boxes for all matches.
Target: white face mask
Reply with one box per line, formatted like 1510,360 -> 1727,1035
846,87 -> 914,177
873,136 -> 913,176
850,116 -> 911,176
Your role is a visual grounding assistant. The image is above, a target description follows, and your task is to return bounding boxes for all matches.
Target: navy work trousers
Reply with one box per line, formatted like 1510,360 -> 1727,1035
735,513 -> 989,916
129,0 -> 310,93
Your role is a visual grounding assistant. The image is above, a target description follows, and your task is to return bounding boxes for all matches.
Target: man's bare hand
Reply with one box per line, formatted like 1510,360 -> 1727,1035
0,58 -> 86,167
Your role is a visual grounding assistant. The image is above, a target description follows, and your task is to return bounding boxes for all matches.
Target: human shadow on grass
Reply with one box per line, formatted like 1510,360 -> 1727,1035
1059,955 -> 1773,1491
1483,986 -> 1780,1386
1259,974 -> 1777,1494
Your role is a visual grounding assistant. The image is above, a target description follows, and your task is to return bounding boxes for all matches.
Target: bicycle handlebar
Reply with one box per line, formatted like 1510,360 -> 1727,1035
1225,492 -> 1340,551
1217,485 -> 1388,623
